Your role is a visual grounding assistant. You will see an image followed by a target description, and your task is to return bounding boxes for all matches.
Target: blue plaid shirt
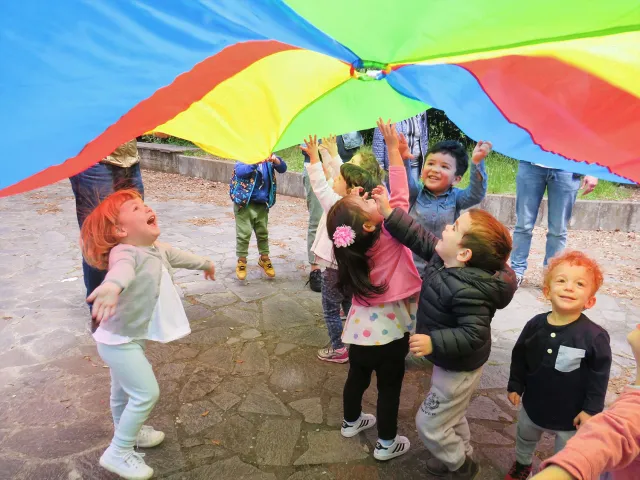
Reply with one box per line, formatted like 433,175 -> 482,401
373,112 -> 428,171
404,158 -> 488,274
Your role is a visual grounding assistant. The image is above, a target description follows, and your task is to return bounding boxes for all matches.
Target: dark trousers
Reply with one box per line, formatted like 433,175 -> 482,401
343,334 -> 409,440
69,162 -> 144,330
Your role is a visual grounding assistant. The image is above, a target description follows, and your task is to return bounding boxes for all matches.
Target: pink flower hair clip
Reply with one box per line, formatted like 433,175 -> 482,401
333,225 -> 356,248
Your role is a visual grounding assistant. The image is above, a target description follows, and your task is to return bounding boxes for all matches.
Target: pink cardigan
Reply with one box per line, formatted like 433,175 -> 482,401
540,387 -> 640,480
353,165 -> 422,306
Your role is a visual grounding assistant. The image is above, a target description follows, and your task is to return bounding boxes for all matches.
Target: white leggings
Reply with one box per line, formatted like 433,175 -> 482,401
97,340 -> 159,450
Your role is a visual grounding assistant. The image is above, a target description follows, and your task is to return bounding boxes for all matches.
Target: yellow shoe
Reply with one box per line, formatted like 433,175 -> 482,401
236,259 -> 247,280
258,257 -> 276,278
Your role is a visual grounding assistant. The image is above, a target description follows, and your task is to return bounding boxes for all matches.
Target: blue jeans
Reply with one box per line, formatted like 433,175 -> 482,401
511,162 -> 580,277
69,162 -> 144,329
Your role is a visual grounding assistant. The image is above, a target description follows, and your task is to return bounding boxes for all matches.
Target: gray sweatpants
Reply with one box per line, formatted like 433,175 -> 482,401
515,407 -> 576,465
416,365 -> 483,471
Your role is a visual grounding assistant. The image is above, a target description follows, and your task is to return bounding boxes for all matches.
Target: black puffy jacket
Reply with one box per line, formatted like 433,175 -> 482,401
385,209 -> 517,372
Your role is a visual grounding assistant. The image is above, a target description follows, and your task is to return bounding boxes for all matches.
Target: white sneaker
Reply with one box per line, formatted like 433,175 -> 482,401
99,447 -> 154,480
340,413 -> 376,438
374,435 -> 410,461
136,425 -> 165,448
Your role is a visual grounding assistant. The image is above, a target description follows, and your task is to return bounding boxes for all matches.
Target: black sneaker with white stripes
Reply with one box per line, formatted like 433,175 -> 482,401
373,435 -> 410,461
340,413 -> 376,438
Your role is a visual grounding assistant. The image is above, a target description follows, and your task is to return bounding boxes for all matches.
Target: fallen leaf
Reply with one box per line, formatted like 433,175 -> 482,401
201,411 -> 210,417
235,360 -> 244,364
211,440 -> 221,445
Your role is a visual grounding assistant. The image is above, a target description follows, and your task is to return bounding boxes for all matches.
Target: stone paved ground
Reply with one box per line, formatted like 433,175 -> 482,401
0,176 -> 637,480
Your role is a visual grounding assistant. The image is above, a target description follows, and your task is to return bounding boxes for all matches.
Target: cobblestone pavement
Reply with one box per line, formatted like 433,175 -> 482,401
0,179 -> 637,480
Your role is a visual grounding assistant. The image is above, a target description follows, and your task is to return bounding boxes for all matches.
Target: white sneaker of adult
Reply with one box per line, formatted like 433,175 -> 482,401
99,446 -> 154,480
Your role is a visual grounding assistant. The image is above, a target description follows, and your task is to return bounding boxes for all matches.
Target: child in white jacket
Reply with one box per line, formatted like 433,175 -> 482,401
302,135 -> 382,363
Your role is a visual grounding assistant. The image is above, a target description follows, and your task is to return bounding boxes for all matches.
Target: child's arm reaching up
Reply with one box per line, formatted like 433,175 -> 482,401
398,133 -> 420,205
302,135 -> 342,212
456,141 -> 490,210
376,118 -> 409,211
372,185 -> 438,262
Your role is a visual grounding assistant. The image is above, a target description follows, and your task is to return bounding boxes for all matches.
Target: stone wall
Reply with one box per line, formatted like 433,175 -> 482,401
138,143 -> 639,232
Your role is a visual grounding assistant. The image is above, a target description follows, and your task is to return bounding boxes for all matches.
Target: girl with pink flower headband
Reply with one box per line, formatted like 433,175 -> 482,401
301,135 -> 379,365
325,118 -> 422,462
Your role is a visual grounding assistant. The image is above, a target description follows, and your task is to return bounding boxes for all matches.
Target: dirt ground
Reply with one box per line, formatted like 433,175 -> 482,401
141,170 -> 640,307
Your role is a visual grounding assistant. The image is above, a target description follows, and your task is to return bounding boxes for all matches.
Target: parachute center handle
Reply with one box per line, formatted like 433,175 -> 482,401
349,60 -> 391,81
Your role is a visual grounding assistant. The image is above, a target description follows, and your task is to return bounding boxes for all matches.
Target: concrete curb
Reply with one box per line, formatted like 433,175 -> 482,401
138,143 -> 638,232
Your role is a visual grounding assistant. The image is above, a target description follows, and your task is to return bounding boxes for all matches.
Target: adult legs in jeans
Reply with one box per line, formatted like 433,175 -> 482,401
69,163 -> 144,329
511,162 -> 548,278
97,341 -> 160,450
545,170 -> 580,265
337,135 -> 358,161
321,268 -> 350,349
344,335 -> 409,440
515,407 -> 576,465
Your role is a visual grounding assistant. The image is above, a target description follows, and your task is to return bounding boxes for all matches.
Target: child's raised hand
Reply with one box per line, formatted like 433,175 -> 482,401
301,135 -> 320,164
371,185 -> 392,219
87,282 -> 122,324
409,333 -> 433,356
573,410 -> 592,430
319,134 -> 338,158
267,154 -> 281,166
376,118 -> 399,150
398,133 -> 412,160
204,262 -> 216,281
507,391 -> 521,407
472,140 -> 492,164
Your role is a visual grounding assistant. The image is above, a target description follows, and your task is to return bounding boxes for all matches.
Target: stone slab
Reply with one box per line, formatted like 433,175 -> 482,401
256,419 -> 301,465
234,342 -> 270,376
290,398 -> 323,424
238,383 -> 290,417
467,396 -> 513,422
294,431 -> 369,465
178,401 -> 223,436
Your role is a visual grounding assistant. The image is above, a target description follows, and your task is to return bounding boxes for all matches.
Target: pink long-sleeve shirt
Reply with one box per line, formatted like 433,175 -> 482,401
540,386 -> 640,480
353,165 -> 422,306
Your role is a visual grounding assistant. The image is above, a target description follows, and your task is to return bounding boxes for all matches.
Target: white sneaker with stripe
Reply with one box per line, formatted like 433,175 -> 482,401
373,435 -> 410,461
340,413 -> 376,438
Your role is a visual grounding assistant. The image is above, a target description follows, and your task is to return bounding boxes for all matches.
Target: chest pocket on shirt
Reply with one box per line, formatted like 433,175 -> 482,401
555,345 -> 586,373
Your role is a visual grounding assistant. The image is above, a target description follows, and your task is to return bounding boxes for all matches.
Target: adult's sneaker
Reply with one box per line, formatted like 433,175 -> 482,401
308,269 -> 322,292
136,425 -> 165,448
99,447 -> 153,480
504,461 -> 532,480
373,435 -> 410,461
317,345 -> 348,364
340,413 -> 376,438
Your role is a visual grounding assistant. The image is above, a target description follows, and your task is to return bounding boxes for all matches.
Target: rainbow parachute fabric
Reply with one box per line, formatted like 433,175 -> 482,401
1,0 -> 639,197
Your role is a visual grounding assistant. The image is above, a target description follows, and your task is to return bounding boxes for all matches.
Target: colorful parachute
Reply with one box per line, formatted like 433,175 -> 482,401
1,1 -> 639,197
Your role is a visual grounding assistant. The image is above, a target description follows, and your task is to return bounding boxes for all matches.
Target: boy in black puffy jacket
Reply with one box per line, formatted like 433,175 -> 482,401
376,170 -> 517,479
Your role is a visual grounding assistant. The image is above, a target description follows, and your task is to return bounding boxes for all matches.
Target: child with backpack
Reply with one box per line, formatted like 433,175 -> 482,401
230,154 -> 287,280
